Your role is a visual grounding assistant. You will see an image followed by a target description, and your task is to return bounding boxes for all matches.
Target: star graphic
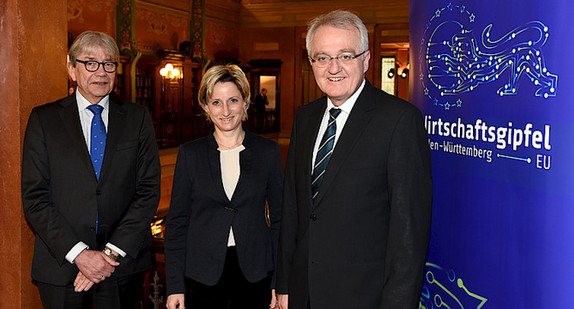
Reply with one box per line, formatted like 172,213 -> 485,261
424,88 -> 429,95
445,102 -> 451,110
469,13 -> 476,23
435,9 -> 441,18
456,99 -> 462,107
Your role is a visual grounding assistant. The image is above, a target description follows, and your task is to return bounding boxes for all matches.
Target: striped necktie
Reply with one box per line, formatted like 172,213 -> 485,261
311,108 -> 341,200
87,104 -> 106,180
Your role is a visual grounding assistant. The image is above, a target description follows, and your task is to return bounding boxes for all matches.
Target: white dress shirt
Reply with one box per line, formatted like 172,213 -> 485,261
65,90 -> 126,264
311,79 -> 366,171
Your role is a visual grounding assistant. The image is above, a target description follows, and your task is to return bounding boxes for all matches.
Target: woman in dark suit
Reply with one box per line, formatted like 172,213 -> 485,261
165,64 -> 283,309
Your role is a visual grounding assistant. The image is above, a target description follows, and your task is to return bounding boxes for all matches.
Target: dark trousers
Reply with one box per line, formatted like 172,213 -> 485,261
185,246 -> 272,309
36,272 -> 145,309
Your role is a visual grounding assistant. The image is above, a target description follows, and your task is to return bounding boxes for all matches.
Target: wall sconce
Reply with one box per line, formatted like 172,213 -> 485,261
160,63 -> 182,79
400,68 -> 409,79
387,68 -> 396,79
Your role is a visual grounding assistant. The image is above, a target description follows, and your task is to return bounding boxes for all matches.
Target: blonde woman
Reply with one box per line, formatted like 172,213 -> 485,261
165,64 -> 283,309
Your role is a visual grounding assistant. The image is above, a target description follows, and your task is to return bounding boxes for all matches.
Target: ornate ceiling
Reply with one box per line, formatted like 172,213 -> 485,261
239,0 -> 410,28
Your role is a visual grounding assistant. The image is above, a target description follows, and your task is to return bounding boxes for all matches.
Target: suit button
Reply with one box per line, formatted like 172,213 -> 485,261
310,213 -> 317,221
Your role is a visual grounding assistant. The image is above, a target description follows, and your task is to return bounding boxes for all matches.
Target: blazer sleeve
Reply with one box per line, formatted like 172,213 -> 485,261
21,108 -> 81,265
381,105 -> 433,308
108,107 -> 161,258
164,145 -> 193,295
267,142 -> 284,288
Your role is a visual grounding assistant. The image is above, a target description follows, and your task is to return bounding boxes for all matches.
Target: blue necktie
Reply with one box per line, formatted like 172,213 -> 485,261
87,105 -> 106,180
311,108 -> 341,200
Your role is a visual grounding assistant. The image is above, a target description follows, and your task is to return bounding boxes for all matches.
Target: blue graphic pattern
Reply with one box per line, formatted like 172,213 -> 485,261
419,3 -> 558,111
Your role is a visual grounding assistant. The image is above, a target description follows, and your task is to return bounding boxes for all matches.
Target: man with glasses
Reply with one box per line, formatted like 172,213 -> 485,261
275,10 -> 432,309
22,31 -> 160,308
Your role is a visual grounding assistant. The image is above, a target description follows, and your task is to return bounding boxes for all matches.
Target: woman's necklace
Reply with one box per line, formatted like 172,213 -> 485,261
215,131 -> 245,150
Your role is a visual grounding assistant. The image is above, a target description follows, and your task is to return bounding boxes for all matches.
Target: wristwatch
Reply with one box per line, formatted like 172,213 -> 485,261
103,246 -> 119,262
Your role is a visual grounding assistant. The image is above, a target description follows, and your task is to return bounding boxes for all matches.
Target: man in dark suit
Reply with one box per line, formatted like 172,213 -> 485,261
21,31 -> 161,308
275,10 -> 432,309
254,88 -> 269,113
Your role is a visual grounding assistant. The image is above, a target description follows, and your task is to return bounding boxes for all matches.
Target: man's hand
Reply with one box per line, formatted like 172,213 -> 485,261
73,271 -> 95,292
166,293 -> 185,309
277,294 -> 288,309
74,249 -> 119,283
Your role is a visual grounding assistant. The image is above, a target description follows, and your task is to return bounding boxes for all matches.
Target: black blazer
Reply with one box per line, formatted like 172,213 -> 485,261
277,80 -> 433,309
21,92 -> 161,285
164,130 -> 283,295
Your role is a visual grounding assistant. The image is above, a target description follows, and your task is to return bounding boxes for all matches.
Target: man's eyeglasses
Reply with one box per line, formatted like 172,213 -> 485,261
309,50 -> 368,67
76,59 -> 118,73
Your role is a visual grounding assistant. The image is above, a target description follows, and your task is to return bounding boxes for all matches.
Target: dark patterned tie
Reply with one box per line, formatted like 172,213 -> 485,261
87,104 -> 106,180
311,108 -> 342,200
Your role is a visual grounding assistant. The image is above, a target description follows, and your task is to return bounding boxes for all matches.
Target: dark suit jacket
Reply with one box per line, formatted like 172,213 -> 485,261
21,92 -> 161,285
277,80 -> 433,309
254,93 -> 268,113
164,130 -> 283,295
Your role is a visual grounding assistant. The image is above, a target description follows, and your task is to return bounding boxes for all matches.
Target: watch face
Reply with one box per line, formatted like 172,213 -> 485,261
104,247 -> 117,260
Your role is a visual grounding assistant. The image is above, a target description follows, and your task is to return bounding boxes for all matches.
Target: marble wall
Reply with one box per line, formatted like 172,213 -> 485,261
0,0 -> 68,307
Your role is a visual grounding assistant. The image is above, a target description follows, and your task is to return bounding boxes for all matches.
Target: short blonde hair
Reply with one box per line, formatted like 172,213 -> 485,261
69,31 -> 119,66
198,64 -> 251,120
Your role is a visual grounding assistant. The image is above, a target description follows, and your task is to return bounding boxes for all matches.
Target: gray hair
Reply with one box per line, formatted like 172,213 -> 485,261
306,10 -> 369,57
68,31 -> 119,66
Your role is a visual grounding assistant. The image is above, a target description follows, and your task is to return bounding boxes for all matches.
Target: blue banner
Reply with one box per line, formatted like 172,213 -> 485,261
410,1 -> 574,307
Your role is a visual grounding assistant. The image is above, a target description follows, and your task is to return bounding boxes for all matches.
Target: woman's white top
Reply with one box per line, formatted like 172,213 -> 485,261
220,145 -> 245,247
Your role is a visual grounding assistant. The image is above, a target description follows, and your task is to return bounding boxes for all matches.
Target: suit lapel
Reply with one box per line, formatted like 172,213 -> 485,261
232,130 -> 253,203
206,132 -> 231,202
98,97 -> 127,183
58,94 -> 98,183
312,82 -> 377,207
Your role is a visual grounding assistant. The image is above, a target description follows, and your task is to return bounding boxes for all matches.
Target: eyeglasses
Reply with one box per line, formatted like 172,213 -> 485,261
309,50 -> 368,67
76,59 -> 118,73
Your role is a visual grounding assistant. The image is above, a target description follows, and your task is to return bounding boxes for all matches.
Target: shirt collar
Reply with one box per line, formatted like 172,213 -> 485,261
326,78 -> 366,114
75,89 -> 110,111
